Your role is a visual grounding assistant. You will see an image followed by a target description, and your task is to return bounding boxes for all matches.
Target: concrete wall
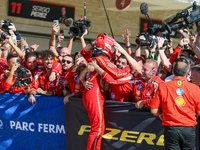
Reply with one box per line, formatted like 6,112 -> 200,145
0,0 -> 182,53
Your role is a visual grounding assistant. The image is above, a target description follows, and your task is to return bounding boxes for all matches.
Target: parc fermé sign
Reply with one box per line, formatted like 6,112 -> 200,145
0,93 -> 66,150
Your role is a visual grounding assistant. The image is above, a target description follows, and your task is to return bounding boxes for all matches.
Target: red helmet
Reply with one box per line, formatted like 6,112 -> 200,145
93,34 -> 115,59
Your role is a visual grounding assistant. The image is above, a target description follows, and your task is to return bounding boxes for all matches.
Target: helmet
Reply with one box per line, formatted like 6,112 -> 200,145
93,34 -> 115,59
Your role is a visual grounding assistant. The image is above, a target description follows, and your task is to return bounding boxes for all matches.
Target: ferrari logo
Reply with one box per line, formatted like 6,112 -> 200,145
177,81 -> 182,86
174,80 -> 184,87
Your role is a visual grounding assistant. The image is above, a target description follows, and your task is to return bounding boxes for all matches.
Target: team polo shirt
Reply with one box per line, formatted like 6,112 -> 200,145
64,68 -> 84,97
151,76 -> 200,126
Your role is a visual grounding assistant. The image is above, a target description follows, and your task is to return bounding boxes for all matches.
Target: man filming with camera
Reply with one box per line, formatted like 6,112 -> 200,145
0,53 -> 31,94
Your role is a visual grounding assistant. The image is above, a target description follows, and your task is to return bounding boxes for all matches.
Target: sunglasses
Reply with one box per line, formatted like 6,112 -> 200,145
62,59 -> 72,64
174,57 -> 189,65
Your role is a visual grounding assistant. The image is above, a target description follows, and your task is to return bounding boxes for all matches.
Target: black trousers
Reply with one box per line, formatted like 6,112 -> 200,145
164,126 -> 196,150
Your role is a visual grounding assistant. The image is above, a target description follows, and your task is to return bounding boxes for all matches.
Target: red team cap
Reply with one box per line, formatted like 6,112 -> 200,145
94,34 -> 115,59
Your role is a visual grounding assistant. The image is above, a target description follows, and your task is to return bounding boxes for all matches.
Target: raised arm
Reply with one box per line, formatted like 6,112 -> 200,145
49,24 -> 60,49
66,36 -> 74,53
114,42 -> 142,74
157,37 -> 172,72
122,29 -> 132,55
190,35 -> 200,59
7,36 -> 25,61
91,60 -> 133,85
79,29 -> 88,49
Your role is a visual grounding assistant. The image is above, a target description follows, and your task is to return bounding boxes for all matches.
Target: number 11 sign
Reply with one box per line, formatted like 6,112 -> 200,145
115,0 -> 131,11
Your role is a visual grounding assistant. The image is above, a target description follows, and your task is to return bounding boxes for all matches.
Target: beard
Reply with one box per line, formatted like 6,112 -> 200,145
77,64 -> 86,74
116,65 -> 124,69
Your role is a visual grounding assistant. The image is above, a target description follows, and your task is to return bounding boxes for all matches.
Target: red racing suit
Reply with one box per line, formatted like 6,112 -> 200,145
132,76 -> 164,108
82,48 -> 132,150
30,68 -> 63,96
82,70 -> 104,150
102,71 -> 134,102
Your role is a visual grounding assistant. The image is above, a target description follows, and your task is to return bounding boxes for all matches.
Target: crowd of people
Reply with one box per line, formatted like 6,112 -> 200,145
0,19 -> 200,150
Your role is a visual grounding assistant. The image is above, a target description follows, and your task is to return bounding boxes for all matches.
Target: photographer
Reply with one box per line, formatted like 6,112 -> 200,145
0,53 -> 30,94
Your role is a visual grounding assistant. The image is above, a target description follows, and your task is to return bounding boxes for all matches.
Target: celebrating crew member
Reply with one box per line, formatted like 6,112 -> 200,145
63,53 -> 86,104
80,34 -> 135,150
28,50 -> 63,104
151,57 -> 200,150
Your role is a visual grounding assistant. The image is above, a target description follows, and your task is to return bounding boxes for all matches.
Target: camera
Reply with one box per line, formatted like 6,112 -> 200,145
0,32 -> 8,41
136,32 -> 158,48
16,66 -> 32,87
14,59 -> 32,87
165,2 -> 200,34
2,19 -> 12,31
68,18 -> 91,36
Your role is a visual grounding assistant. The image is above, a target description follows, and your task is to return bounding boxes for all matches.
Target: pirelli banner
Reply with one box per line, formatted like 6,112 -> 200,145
66,98 -> 165,150
0,93 -> 66,150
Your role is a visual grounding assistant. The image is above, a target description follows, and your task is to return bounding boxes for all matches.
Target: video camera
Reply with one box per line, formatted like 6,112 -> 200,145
136,3 -> 170,48
64,2 -> 91,37
163,1 -> 200,35
68,18 -> 91,36
136,32 -> 158,48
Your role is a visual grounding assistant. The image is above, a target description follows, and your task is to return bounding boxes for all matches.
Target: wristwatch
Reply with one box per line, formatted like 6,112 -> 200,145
126,44 -> 131,48
57,54 -> 61,58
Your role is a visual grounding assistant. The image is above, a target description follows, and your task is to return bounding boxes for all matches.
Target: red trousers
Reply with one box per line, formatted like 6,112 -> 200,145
82,87 -> 105,150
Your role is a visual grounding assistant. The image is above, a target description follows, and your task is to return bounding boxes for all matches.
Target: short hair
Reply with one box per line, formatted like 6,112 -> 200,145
173,62 -> 189,76
182,49 -> 195,57
7,53 -> 18,64
145,59 -> 158,71
135,56 -> 145,64
180,55 -> 195,66
191,65 -> 200,73
40,50 -> 55,59
117,54 -> 129,66
63,54 -> 74,63
118,54 -> 126,60
25,52 -> 37,61
73,53 -> 85,63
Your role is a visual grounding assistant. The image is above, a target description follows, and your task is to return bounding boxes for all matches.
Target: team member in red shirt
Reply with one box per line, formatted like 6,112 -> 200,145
63,54 -> 87,104
0,58 -> 8,75
60,54 -> 74,97
28,50 -> 63,104
108,54 -> 133,102
151,58 -> 200,150
0,54 -> 30,94
133,59 -> 163,108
